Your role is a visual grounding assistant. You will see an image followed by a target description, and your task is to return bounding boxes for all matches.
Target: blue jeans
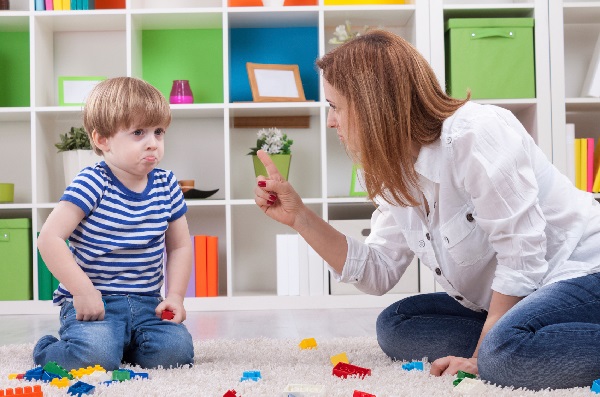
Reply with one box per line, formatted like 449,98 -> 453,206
376,273 -> 600,390
33,295 -> 194,371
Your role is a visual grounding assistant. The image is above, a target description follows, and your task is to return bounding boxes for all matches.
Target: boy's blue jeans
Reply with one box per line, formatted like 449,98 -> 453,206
376,273 -> 600,390
33,294 -> 194,371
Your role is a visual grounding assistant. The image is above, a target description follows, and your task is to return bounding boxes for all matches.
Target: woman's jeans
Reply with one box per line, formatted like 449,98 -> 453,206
33,295 -> 194,371
376,273 -> 600,390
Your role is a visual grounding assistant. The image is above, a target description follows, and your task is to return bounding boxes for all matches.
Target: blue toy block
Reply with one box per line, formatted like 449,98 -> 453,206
24,366 -> 44,381
68,380 -> 95,396
591,379 -> 600,394
240,370 -> 262,382
42,371 -> 61,382
401,361 -> 424,371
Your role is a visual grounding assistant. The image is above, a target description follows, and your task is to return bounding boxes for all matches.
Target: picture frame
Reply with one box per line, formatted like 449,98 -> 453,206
349,164 -> 368,197
58,76 -> 106,106
246,63 -> 306,102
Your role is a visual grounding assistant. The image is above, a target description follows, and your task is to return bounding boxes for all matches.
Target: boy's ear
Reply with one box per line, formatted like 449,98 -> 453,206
92,130 -> 109,152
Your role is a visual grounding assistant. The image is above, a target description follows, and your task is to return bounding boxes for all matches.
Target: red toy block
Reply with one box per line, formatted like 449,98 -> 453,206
354,391 -> 376,397
0,385 -> 43,397
161,310 -> 175,320
332,362 -> 371,379
223,390 -> 239,397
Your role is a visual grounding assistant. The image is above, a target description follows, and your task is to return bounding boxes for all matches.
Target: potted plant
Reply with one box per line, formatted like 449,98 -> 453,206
248,127 -> 293,180
55,126 -> 102,187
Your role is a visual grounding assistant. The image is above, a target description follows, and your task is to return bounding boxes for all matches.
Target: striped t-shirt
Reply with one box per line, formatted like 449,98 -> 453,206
53,161 -> 187,306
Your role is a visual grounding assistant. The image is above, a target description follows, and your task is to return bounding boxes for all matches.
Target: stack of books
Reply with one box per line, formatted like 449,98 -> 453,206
566,124 -> 600,193
36,0 -> 95,10
276,234 -> 324,296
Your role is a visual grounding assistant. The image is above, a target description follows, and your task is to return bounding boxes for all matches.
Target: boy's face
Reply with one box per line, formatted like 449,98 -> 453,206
99,125 -> 166,177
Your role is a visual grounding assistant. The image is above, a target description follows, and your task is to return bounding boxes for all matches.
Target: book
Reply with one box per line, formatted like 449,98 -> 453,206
297,235 -> 310,296
565,124 -> 575,185
588,138 -> 595,192
70,0 -> 76,9
276,234 -> 289,296
45,0 -> 53,10
307,245 -> 324,296
206,236 -> 219,297
581,33 -> 600,98
35,0 -> 45,10
185,236 -> 196,297
194,235 -> 208,297
62,0 -> 70,9
287,234 -> 300,296
53,0 -> 62,10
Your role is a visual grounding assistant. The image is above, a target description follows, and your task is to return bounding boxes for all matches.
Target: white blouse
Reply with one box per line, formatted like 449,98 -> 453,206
329,101 -> 600,312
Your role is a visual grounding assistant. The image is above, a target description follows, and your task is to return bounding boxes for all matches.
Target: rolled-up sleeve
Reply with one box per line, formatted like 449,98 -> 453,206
456,112 -> 548,296
329,202 -> 415,295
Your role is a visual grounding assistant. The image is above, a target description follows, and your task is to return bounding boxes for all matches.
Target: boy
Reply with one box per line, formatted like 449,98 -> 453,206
34,77 -> 194,370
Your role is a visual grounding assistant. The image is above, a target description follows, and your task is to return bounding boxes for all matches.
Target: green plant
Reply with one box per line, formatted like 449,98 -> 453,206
55,127 -> 92,152
248,127 -> 293,155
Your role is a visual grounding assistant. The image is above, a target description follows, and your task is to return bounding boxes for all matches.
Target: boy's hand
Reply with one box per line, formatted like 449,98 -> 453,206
156,296 -> 186,323
73,289 -> 105,321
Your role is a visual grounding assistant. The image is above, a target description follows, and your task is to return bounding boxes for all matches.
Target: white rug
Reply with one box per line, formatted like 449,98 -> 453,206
0,337 -> 594,396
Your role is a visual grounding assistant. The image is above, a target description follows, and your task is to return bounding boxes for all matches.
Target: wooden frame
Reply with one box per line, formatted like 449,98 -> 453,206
349,164 -> 367,197
246,63 -> 306,102
58,76 -> 106,106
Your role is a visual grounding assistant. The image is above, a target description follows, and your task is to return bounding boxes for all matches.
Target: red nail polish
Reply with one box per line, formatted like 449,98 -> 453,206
267,200 -> 274,205
269,194 -> 277,201
258,181 -> 266,187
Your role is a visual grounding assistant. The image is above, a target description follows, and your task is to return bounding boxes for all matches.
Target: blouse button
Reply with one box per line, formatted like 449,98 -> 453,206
426,233 -> 431,241
435,268 -> 441,276
419,240 -> 425,247
444,236 -> 449,244
445,137 -> 452,144
466,213 -> 474,222
455,296 -> 463,301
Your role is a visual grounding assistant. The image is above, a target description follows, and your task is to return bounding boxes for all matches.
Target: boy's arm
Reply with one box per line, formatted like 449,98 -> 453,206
158,215 -> 193,322
37,201 -> 104,321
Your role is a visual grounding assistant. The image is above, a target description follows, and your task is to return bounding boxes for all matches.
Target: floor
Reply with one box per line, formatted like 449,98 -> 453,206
0,308 -> 382,346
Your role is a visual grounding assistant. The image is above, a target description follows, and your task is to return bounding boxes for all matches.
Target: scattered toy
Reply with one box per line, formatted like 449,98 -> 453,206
161,309 -> 175,320
330,352 -> 349,366
240,370 -> 261,382
401,361 -> 424,371
332,362 -> 371,379
298,337 -> 317,350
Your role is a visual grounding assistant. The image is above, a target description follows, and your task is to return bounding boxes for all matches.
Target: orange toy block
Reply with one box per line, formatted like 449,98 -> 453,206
0,385 -> 43,397
298,337 -> 317,349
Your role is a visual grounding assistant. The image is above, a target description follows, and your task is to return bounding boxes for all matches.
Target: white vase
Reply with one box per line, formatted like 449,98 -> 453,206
61,150 -> 102,187
262,0 -> 285,6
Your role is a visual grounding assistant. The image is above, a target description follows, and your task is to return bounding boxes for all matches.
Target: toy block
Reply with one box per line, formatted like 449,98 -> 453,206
223,390 -> 239,397
0,385 -> 43,397
330,352 -> 349,366
240,370 -> 261,382
353,391 -> 376,397
50,377 -> 70,388
298,337 -> 317,350
283,384 -> 326,396
452,378 -> 487,395
7,374 -> 19,380
332,362 -> 371,379
112,369 -> 131,382
24,366 -> 44,381
592,379 -> 600,394
67,381 -> 94,396
161,309 -> 175,320
44,361 -> 73,379
42,371 -> 61,382
453,370 -> 477,387
401,361 -> 424,371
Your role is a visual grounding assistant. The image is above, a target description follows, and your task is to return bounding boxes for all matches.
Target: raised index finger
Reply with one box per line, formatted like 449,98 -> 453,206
257,149 -> 282,181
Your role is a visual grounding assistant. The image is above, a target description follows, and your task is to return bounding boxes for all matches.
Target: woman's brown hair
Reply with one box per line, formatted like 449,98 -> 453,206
316,30 -> 468,207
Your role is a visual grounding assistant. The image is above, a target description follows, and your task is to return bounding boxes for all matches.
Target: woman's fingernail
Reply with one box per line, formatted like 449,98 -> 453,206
267,200 -> 274,205
258,181 -> 266,187
269,194 -> 277,201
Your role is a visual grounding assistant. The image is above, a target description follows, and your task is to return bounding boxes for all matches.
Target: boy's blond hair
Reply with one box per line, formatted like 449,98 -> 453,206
83,77 -> 172,155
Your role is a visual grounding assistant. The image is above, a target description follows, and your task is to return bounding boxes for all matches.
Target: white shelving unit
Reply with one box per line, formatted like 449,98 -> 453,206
0,0 -> 557,314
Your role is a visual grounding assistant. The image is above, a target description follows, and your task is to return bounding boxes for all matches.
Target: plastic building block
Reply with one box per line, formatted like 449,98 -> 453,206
0,385 -> 43,397
223,390 -> 239,397
24,366 -> 44,381
353,391 -> 376,397
70,365 -> 106,379
240,370 -> 261,382
44,361 -> 73,379
592,379 -> 600,394
50,377 -> 70,388
401,361 -> 424,371
330,352 -> 349,366
42,371 -> 61,382
112,369 -> 131,382
452,378 -> 487,394
283,384 -> 326,396
7,374 -> 20,380
161,309 -> 175,320
332,362 -> 371,379
67,381 -> 95,396
298,337 -> 317,350
452,370 -> 477,387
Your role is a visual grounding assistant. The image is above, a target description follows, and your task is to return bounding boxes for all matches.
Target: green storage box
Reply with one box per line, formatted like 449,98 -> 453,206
445,18 -> 536,99
0,218 -> 32,300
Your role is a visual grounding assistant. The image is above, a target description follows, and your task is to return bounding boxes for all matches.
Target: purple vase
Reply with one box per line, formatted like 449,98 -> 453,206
169,80 -> 194,104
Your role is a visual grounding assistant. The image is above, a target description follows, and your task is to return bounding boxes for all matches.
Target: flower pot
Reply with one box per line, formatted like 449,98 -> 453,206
252,154 -> 291,181
61,150 -> 103,187
0,183 -> 14,203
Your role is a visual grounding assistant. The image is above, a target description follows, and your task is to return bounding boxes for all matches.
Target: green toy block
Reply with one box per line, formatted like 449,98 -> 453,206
43,361 -> 74,380
112,369 -> 131,382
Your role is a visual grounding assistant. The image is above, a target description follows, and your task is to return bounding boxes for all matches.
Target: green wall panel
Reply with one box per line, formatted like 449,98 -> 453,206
142,29 -> 223,104
0,32 -> 30,107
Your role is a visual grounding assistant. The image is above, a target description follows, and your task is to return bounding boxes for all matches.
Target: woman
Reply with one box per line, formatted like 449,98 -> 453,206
254,30 -> 600,390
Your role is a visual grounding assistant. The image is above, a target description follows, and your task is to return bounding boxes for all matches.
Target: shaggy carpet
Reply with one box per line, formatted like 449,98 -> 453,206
0,337 -> 595,396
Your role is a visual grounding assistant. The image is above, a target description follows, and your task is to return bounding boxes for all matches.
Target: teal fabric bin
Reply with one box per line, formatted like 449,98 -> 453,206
445,18 -> 536,99
0,218 -> 33,300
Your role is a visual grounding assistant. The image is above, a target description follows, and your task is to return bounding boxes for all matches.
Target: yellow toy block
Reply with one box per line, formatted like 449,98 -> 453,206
330,352 -> 349,366
50,377 -> 70,388
298,337 -> 317,349
7,374 -> 19,380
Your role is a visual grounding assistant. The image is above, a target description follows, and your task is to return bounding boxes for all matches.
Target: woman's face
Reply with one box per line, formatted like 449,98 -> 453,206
324,79 -> 355,152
